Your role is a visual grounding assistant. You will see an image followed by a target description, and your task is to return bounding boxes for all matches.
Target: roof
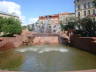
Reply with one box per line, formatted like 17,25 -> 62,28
39,12 -> 75,20
0,12 -> 19,18
59,12 -> 75,15
39,15 -> 59,20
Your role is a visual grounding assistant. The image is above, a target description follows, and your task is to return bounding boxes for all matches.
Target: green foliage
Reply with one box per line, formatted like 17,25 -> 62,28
60,17 -> 96,37
60,23 -> 65,31
0,17 -> 5,32
76,17 -> 96,37
60,22 -> 76,31
66,22 -> 76,30
0,17 -> 22,37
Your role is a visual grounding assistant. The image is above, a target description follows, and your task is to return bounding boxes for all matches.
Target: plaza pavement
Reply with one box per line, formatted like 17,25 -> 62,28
0,69 -> 96,72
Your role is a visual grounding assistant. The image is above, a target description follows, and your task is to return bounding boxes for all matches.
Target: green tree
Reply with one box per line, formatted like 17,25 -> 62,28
60,21 -> 76,31
0,17 -> 22,37
60,21 -> 65,31
0,17 -> 5,32
77,17 -> 96,37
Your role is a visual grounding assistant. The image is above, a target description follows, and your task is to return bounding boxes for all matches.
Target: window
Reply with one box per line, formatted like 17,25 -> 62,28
49,26 -> 51,28
84,11 -> 86,16
88,10 -> 90,15
53,30 -> 56,32
78,12 -> 80,17
92,2 -> 95,7
78,5 -> 80,10
84,3 -> 86,9
88,2 -> 91,8
93,9 -> 96,15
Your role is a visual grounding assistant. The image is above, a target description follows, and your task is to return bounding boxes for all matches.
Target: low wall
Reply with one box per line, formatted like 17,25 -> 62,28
70,35 -> 96,54
0,35 -> 23,51
0,33 -> 60,51
32,36 -> 59,45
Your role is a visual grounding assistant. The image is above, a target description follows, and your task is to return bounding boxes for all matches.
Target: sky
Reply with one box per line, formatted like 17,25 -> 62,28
0,0 -> 74,25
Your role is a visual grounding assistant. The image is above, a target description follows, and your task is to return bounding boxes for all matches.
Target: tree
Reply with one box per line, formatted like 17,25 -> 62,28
0,17 -> 22,37
60,21 -> 77,31
60,17 -> 96,37
60,21 -> 65,31
77,17 -> 96,37
0,17 -> 5,32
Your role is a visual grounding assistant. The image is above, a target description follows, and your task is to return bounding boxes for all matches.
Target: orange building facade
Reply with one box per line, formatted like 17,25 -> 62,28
34,12 -> 75,33
39,14 -> 59,25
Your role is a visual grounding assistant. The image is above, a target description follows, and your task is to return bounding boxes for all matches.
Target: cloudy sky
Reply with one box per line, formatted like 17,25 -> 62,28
0,0 -> 74,25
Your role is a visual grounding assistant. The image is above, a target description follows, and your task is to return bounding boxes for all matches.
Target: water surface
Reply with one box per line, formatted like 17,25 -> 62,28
0,45 -> 96,72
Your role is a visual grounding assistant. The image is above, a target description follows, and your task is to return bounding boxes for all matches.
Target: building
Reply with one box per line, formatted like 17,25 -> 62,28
59,12 -> 75,25
27,24 -> 35,31
29,12 -> 75,33
39,14 -> 59,25
38,14 -> 60,33
74,0 -> 96,20
0,12 -> 19,19
38,13 -> 75,33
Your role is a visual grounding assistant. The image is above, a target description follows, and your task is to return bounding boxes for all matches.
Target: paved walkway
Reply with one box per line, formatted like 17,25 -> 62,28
0,69 -> 96,72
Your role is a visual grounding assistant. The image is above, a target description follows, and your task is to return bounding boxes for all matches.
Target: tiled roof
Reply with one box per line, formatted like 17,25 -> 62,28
59,12 -> 75,15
